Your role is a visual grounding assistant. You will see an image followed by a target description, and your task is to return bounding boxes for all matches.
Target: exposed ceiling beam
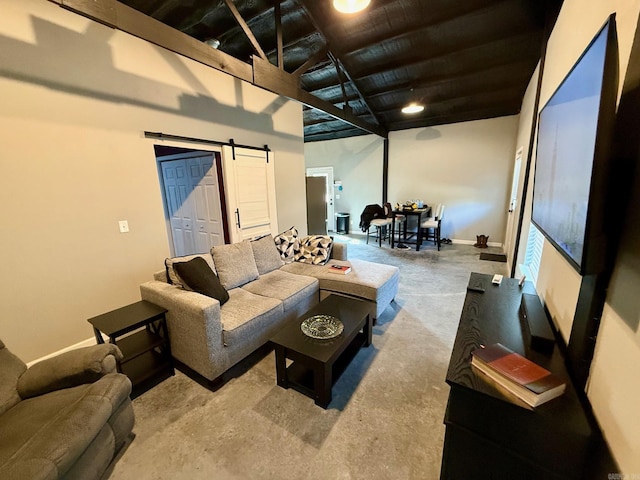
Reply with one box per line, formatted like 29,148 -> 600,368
54,0 -> 253,81
305,128 -> 369,142
388,103 -> 521,131
275,0 -> 283,69
296,0 -> 382,126
377,85 -> 526,119
362,59 -> 535,102
333,0 -> 523,57
252,55 -> 387,136
50,0 -> 386,138
292,46 -> 328,77
223,0 -> 268,61
350,30 -> 542,83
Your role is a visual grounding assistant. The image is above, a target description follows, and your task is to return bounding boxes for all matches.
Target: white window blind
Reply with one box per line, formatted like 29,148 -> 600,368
522,223 -> 544,283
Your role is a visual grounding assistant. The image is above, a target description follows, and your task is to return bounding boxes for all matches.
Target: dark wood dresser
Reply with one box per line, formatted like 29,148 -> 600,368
441,272 -> 613,479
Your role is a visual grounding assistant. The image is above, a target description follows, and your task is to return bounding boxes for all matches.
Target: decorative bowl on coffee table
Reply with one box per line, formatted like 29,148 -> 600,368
301,314 -> 344,339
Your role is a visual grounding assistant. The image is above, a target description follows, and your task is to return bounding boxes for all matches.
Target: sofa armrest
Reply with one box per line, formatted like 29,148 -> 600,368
140,281 -> 226,381
17,344 -> 123,399
331,242 -> 348,261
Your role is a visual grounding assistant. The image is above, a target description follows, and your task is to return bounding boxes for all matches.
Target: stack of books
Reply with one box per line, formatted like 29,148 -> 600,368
327,264 -> 351,275
471,343 -> 566,408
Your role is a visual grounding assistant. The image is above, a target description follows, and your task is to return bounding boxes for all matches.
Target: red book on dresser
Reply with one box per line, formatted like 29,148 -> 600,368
471,343 -> 566,407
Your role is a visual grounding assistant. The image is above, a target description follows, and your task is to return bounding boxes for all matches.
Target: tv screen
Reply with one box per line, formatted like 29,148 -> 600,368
531,16 -> 617,274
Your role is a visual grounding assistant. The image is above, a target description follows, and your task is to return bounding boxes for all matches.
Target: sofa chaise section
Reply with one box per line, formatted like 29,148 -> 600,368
280,258 -> 399,320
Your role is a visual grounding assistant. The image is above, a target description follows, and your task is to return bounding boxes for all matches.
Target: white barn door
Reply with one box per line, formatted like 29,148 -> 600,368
222,146 -> 278,243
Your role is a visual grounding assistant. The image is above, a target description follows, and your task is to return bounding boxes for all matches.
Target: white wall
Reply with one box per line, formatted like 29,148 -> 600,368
513,0 -> 640,472
0,0 -> 306,361
305,134 -> 385,233
389,117 -> 518,243
305,117 -> 519,243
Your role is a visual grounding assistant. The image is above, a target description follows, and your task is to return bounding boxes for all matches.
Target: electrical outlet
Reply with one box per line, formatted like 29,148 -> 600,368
118,220 -> 129,233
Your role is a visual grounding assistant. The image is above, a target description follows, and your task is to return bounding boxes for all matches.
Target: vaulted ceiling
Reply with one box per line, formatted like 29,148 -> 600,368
105,0 -> 563,141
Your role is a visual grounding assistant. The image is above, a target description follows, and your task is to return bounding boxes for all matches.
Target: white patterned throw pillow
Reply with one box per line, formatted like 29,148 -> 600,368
295,235 -> 333,265
274,226 -> 300,263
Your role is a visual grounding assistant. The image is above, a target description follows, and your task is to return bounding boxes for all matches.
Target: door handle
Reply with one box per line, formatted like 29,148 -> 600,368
235,208 -> 241,228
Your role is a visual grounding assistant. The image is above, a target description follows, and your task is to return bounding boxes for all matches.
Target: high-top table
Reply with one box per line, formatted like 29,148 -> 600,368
391,206 -> 431,250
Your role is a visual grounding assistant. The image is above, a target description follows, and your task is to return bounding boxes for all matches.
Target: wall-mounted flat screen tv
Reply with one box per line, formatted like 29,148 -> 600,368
531,15 -> 618,275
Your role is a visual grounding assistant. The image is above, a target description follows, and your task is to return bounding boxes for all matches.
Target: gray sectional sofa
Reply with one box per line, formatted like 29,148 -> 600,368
140,235 -> 399,383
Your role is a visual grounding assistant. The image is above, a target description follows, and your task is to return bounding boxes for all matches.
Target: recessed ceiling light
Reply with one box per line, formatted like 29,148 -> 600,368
401,103 -> 424,114
333,0 -> 371,14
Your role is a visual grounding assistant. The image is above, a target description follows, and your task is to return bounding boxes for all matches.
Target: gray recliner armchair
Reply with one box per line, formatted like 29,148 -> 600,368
0,338 -> 134,480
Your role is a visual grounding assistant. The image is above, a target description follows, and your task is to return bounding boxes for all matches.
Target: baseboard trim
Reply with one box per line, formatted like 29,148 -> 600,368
26,335 -> 106,367
337,232 -> 502,248
452,239 -> 502,247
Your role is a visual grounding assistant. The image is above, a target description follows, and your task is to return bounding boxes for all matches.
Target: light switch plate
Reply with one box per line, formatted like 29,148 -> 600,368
118,220 -> 129,233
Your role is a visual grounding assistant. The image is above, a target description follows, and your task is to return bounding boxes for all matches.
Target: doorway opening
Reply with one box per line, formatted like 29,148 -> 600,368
155,145 -> 229,256
504,146 -> 523,269
306,167 -> 335,233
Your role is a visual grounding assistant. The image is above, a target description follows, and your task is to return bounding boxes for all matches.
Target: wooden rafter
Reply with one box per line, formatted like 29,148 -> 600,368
275,1 -> 283,69
292,46 -> 328,77
223,0 -> 268,61
296,0 -> 382,126
49,0 -> 387,138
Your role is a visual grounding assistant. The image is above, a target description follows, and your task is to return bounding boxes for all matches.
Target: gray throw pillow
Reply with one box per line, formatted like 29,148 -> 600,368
211,241 -> 259,289
173,257 -> 229,305
250,234 -> 284,275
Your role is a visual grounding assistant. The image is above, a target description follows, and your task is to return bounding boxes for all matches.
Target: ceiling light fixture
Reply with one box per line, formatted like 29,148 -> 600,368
333,0 -> 371,14
401,103 -> 424,114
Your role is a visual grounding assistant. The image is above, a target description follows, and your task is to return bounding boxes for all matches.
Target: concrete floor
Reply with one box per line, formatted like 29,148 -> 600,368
108,236 -> 508,480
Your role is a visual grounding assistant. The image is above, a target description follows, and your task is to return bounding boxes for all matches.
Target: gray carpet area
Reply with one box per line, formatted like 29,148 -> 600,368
108,237 -> 508,480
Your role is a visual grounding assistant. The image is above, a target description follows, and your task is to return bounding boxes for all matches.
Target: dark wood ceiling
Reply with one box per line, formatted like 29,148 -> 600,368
115,0 -> 562,142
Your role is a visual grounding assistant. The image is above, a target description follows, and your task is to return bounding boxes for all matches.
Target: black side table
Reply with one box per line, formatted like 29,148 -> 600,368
88,300 -> 174,397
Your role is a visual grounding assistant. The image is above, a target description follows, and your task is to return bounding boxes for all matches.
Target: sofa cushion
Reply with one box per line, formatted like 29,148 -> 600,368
173,257 -> 229,306
295,235 -> 333,265
250,234 -> 284,275
165,253 -> 216,289
241,270 -> 318,312
220,289 -> 283,355
274,226 -> 299,263
211,241 -> 259,290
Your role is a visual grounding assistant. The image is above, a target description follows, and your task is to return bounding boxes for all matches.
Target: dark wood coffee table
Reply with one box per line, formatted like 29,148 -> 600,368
270,294 -> 372,408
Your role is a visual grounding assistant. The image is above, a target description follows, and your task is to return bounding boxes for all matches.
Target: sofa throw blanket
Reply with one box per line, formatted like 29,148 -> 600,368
359,204 -> 386,232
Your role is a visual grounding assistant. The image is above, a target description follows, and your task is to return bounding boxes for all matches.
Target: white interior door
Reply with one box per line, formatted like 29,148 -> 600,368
504,147 -> 523,263
222,146 -> 278,243
162,159 -> 195,256
188,155 -> 224,251
306,167 -> 334,231
160,153 -> 224,256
